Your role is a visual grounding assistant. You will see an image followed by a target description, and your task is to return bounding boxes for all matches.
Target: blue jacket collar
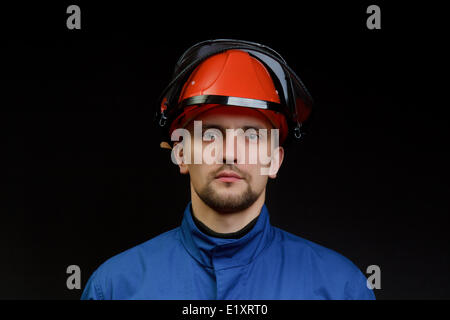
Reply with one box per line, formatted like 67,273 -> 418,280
179,202 -> 275,270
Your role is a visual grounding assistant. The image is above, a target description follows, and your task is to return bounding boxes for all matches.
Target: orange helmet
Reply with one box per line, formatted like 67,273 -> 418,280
169,49 -> 289,142
157,39 -> 313,147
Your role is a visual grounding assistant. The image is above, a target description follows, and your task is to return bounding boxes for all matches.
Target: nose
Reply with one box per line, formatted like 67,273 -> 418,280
223,132 -> 238,164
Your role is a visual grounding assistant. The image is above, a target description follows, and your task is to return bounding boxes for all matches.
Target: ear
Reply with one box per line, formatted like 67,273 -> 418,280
172,141 -> 189,175
268,146 -> 284,179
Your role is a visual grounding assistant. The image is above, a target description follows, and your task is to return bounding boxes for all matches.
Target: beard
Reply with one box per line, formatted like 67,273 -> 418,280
193,167 -> 262,214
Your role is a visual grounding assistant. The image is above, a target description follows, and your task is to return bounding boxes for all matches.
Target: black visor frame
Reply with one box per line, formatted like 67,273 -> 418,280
156,39 -> 313,142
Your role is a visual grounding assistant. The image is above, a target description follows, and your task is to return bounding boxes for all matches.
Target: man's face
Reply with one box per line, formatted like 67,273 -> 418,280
177,106 -> 284,214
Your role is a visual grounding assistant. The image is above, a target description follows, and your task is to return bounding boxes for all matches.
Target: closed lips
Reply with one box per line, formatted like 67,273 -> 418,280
215,171 -> 243,182
215,171 -> 242,179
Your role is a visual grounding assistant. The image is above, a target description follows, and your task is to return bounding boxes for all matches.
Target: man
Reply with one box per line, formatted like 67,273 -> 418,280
81,39 -> 375,300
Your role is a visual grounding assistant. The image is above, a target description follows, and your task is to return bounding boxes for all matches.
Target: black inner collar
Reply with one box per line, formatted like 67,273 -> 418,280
191,206 -> 259,239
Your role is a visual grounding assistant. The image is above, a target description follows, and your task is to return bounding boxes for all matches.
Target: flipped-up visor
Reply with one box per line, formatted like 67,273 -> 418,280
158,39 -> 313,143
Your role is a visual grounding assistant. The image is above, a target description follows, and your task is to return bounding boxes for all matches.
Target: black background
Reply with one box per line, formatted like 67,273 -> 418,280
1,1 -> 448,299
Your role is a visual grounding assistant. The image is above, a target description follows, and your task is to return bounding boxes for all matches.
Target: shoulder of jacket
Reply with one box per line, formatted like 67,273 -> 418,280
272,227 -> 362,275
93,227 -> 180,278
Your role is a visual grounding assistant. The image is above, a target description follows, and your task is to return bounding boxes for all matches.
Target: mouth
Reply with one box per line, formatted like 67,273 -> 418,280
215,171 -> 243,183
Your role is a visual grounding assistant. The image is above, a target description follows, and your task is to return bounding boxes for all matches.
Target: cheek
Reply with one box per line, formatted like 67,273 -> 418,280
187,164 -> 215,188
239,164 -> 269,189
187,165 -> 201,183
250,172 -> 269,192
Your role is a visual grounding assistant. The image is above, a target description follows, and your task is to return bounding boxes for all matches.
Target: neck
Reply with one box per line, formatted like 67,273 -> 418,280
190,185 -> 266,234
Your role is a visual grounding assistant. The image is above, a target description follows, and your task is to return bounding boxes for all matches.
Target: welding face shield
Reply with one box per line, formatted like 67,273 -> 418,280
156,39 -> 314,147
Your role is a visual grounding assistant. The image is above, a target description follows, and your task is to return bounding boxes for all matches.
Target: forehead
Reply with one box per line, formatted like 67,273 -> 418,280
193,106 -> 273,129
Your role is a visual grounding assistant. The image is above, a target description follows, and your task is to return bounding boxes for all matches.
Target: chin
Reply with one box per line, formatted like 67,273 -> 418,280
215,187 -> 243,197
213,181 -> 246,192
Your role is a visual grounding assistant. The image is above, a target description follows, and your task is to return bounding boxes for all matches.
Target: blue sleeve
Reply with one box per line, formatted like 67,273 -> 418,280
80,269 -> 105,300
344,268 -> 376,300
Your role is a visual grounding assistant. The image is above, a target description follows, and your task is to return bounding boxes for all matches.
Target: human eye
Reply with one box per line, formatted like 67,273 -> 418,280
203,129 -> 220,141
245,131 -> 260,141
